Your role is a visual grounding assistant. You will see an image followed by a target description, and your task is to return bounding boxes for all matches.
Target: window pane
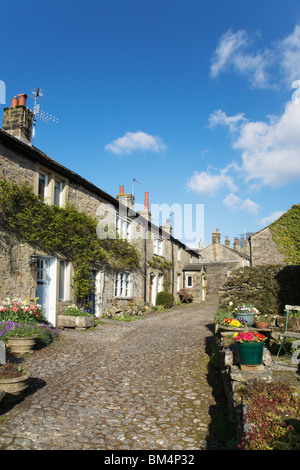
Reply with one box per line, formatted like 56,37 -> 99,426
38,173 -> 45,197
54,180 -> 62,206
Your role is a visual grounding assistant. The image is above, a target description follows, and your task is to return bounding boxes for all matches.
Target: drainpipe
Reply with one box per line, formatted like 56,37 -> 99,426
248,236 -> 252,267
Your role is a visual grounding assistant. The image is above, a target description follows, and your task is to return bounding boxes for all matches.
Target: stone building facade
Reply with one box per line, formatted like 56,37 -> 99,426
249,227 -> 286,266
0,93 -> 202,326
196,229 -> 250,294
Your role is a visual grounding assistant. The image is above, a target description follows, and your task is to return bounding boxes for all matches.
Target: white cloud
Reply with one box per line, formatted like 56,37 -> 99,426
208,109 -> 247,131
208,101 -> 300,188
259,210 -> 285,226
210,24 -> 300,89
223,193 -> 260,214
210,29 -> 272,88
186,166 -> 237,197
105,131 -> 167,155
278,25 -> 300,84
234,101 -> 300,187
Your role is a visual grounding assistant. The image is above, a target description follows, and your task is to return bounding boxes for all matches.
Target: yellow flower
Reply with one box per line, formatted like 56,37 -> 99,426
233,332 -> 239,337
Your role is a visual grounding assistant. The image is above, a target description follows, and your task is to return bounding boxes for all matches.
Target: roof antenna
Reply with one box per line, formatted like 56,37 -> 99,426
132,178 -> 141,196
30,88 -> 59,139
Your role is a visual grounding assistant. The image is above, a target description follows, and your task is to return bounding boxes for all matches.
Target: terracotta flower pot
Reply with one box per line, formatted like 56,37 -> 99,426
255,321 -> 269,329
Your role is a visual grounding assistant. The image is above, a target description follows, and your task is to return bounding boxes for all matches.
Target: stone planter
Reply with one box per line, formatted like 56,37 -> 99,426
57,315 -> 94,330
236,341 -> 264,367
234,313 -> 255,327
6,336 -> 37,355
0,371 -> 31,402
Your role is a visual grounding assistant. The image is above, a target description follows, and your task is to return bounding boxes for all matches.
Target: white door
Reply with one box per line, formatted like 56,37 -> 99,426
36,256 -> 57,326
150,274 -> 157,305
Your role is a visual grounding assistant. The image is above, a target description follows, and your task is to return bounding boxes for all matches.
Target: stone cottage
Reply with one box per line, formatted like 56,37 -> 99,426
196,229 -> 250,293
0,93 -> 203,326
248,205 -> 300,266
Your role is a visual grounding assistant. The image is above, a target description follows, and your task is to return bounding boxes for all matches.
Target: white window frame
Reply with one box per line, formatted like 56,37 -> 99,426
114,272 -> 132,298
154,237 -> 163,256
186,274 -> 193,288
116,215 -> 131,240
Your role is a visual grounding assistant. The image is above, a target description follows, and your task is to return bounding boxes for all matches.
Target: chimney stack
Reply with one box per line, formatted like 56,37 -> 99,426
137,191 -> 151,222
116,185 -> 134,211
212,229 -> 220,244
233,237 -> 240,251
225,236 -> 230,247
160,217 -> 172,237
2,92 -> 33,144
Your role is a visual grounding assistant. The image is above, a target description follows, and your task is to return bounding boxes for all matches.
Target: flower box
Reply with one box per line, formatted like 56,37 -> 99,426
57,315 -> 94,330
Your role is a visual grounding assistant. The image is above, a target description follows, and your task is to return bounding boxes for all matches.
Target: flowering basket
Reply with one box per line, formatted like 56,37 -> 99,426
233,331 -> 266,366
233,305 -> 259,327
233,331 -> 266,343
221,318 -> 247,328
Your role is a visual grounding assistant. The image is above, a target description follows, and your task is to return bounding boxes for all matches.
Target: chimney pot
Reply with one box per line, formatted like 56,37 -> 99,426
119,185 -> 124,195
11,96 -> 18,107
144,191 -> 149,211
17,93 -> 27,107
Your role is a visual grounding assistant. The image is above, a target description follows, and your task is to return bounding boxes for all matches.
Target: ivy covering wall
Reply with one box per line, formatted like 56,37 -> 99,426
0,180 -> 140,304
269,204 -> 300,265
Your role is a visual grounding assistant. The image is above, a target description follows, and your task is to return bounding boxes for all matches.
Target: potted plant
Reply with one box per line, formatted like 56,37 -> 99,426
0,362 -> 31,402
255,314 -> 269,329
233,304 -> 259,327
233,331 -> 267,366
221,317 -> 248,328
5,323 -> 38,355
58,305 -> 94,330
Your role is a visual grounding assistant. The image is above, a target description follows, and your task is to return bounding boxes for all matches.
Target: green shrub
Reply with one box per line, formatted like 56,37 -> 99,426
240,382 -> 300,450
156,291 -> 174,308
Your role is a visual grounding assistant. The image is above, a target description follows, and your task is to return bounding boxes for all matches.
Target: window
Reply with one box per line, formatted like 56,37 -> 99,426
116,216 -> 131,239
38,172 -> 48,198
154,237 -> 163,256
186,275 -> 193,288
54,179 -> 63,206
114,272 -> 132,297
177,247 -> 181,261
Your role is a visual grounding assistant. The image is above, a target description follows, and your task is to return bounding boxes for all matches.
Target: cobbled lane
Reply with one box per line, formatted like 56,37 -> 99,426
0,296 -> 223,450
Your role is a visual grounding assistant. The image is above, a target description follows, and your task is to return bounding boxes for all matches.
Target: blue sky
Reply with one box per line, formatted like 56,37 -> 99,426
1,0 -> 300,248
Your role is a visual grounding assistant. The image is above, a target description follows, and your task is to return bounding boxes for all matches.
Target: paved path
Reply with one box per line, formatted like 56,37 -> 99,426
0,296 -> 223,450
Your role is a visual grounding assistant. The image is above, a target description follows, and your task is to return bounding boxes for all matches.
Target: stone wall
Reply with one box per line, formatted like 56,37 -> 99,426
219,265 -> 300,315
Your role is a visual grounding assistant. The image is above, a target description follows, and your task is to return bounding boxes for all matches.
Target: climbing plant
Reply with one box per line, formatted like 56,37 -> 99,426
148,256 -> 172,290
0,180 -> 140,304
269,204 -> 300,265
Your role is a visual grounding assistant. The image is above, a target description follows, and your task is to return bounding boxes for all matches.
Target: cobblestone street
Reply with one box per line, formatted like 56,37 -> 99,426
0,296 -> 225,450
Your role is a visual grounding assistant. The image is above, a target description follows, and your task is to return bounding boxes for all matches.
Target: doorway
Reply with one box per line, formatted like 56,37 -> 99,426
149,273 -> 157,305
36,256 -> 57,326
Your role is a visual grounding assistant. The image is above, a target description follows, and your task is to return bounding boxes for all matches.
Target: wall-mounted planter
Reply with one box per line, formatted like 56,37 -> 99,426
57,315 -> 94,330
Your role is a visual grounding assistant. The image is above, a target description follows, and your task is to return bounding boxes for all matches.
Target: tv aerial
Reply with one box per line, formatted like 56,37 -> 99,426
132,177 -> 141,196
30,88 -> 59,139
